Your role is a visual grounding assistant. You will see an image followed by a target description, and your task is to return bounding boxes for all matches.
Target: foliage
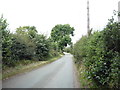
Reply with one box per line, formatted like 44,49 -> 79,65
1,16 -> 14,66
73,35 -> 88,64
1,16 -> 61,68
73,15 -> 120,88
34,34 -> 50,60
64,44 -> 73,53
48,38 -> 60,57
11,26 -> 51,61
51,24 -> 74,51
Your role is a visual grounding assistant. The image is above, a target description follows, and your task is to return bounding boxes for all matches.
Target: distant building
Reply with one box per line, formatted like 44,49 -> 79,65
118,1 -> 120,22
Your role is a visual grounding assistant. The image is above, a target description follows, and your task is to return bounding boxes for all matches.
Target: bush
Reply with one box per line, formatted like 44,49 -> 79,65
73,35 -> 88,64
1,16 -> 60,68
73,16 -> 120,88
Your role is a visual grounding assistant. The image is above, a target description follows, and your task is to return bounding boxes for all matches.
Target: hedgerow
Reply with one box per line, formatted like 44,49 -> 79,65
73,15 -> 120,88
1,16 -> 60,68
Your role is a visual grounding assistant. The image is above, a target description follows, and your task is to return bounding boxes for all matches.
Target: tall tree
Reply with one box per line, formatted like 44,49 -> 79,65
50,24 -> 74,51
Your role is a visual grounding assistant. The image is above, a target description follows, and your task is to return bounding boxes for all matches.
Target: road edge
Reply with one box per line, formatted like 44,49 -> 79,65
72,56 -> 81,88
2,54 -> 63,80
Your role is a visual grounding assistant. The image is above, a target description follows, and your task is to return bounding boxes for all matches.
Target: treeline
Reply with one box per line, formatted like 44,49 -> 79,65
1,16 -> 74,69
73,15 -> 120,88
1,16 -> 58,68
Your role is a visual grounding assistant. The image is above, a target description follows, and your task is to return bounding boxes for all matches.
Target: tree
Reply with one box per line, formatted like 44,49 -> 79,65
35,34 -> 50,60
11,26 -> 37,60
50,24 -> 74,51
1,16 -> 13,66
15,26 -> 50,61
16,26 -> 37,39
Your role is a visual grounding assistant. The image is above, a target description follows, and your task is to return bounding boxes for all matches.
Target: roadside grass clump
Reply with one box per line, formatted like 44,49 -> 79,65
76,62 -> 94,88
2,55 -> 62,80
73,15 -> 120,88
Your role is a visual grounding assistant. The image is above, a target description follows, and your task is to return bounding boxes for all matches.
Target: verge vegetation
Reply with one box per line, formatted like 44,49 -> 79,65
1,15 -> 74,79
2,55 -> 62,80
72,13 -> 120,88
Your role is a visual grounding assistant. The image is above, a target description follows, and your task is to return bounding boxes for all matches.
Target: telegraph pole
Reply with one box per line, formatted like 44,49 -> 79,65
87,0 -> 90,36
118,1 -> 120,22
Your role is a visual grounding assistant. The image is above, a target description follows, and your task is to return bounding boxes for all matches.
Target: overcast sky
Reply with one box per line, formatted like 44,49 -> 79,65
0,0 -> 120,43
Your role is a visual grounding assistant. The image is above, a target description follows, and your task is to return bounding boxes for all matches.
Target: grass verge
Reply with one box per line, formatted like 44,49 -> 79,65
2,54 -> 63,80
73,57 -> 95,88
75,63 -> 93,88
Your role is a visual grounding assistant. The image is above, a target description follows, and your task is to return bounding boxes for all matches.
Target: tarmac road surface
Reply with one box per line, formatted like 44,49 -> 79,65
2,53 -> 79,88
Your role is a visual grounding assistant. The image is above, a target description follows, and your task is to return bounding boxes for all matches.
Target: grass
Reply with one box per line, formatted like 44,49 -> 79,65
73,57 -> 95,88
2,55 -> 63,80
75,63 -> 93,88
